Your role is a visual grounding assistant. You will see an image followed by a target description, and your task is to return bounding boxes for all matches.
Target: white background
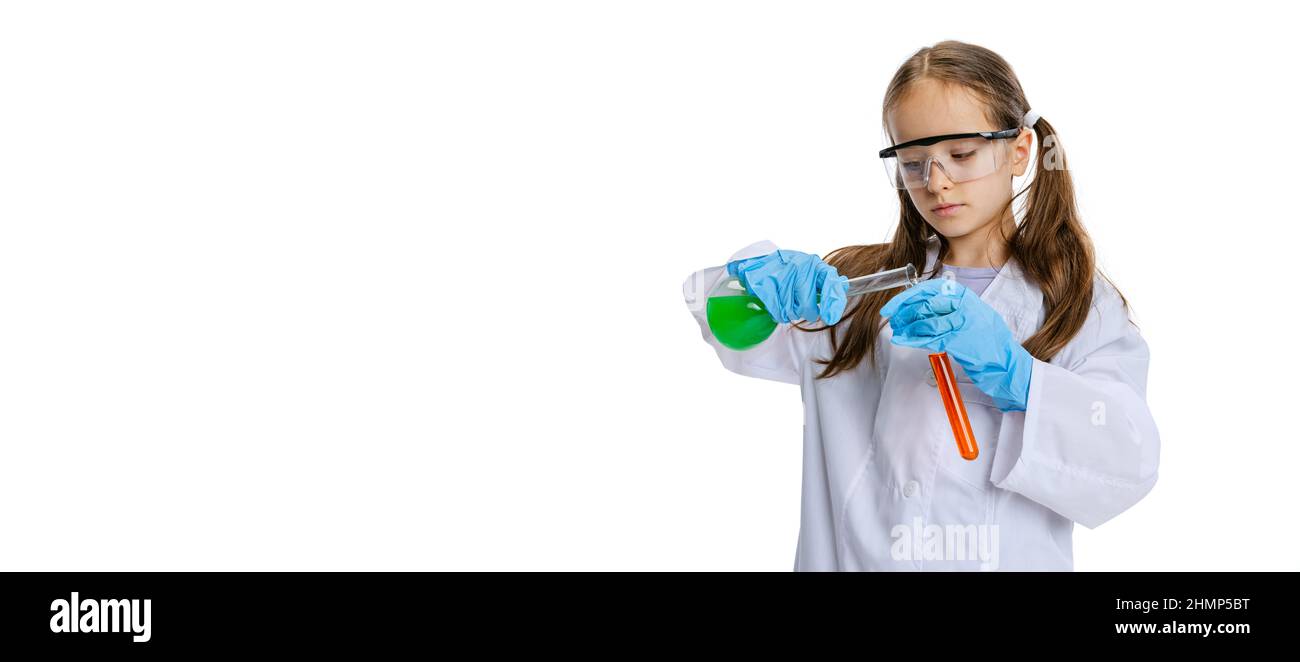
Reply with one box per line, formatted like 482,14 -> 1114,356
0,1 -> 1295,571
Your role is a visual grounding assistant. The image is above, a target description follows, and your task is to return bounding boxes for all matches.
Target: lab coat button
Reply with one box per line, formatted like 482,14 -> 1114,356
903,480 -> 919,498
925,367 -> 937,387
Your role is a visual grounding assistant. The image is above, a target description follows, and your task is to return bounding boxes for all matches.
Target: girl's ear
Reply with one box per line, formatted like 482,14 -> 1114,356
1010,127 -> 1034,177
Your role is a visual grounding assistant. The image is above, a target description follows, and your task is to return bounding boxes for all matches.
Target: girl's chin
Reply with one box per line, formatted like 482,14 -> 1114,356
929,213 -> 988,237
930,220 -> 978,236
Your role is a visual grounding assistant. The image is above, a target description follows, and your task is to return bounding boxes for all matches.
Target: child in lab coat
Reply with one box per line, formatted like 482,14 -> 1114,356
683,40 -> 1159,571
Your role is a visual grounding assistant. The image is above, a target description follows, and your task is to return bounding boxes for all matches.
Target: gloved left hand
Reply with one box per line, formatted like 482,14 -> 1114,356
879,277 -> 1033,412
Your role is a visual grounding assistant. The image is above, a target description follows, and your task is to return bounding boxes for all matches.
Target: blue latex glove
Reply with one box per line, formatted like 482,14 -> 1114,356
725,249 -> 849,325
879,277 -> 1033,411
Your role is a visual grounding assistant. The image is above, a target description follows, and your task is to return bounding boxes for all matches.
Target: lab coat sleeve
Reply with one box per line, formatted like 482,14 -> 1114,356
988,281 -> 1160,529
681,239 -> 807,385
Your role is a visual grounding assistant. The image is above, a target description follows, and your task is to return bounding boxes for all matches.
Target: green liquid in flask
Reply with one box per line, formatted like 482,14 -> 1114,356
706,295 -> 777,350
707,291 -> 838,350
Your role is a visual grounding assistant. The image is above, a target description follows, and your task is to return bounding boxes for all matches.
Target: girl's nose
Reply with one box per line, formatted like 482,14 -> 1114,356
926,159 -> 954,193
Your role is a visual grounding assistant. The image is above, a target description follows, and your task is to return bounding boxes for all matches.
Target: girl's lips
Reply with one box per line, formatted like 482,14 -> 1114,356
933,204 -> 964,217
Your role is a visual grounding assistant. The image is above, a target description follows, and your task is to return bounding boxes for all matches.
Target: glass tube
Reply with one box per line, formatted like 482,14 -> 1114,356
930,352 -> 979,461
844,263 -> 918,297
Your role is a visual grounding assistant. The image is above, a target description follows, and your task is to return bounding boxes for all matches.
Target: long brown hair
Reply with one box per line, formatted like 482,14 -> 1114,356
794,40 -> 1126,380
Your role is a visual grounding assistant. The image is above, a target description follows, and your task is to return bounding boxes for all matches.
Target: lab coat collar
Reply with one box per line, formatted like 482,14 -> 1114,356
921,234 -> 1043,344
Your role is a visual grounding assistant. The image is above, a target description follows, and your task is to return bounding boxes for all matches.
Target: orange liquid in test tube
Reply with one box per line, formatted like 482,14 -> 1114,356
929,352 -> 978,461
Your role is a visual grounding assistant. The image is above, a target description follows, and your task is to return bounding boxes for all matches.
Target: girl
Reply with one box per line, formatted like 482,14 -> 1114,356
682,40 -> 1159,571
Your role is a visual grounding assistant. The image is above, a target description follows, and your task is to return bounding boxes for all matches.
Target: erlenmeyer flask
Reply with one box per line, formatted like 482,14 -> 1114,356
705,263 -> 918,350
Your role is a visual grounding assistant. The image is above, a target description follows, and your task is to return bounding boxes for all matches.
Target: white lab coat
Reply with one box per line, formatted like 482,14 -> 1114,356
682,236 -> 1160,571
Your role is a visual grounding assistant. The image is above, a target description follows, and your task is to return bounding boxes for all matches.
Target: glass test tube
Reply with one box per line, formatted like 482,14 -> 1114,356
812,264 -> 921,306
844,263 -> 918,297
930,352 -> 979,461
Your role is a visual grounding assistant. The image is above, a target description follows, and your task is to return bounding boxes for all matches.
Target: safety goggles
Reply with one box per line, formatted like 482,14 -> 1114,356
878,128 -> 1021,190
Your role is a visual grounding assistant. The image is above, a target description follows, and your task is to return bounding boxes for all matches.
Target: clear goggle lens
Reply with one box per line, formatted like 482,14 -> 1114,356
882,137 -> 1007,190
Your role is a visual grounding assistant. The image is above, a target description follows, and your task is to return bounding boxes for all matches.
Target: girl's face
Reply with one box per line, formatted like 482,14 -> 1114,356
886,79 -> 1034,241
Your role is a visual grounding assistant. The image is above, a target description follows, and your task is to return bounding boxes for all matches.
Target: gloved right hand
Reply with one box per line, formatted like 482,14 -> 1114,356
725,249 -> 848,324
